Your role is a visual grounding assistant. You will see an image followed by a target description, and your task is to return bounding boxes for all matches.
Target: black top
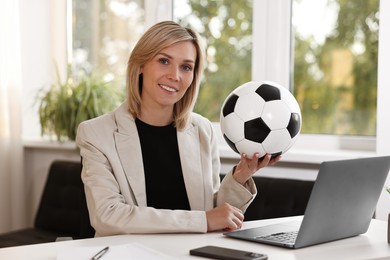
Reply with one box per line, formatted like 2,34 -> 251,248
135,118 -> 191,210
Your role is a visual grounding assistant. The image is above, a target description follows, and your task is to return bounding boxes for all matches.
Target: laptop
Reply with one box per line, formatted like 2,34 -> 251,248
224,156 -> 390,249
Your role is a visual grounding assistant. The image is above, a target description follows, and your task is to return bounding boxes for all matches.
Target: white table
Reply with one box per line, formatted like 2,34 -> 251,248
0,216 -> 389,260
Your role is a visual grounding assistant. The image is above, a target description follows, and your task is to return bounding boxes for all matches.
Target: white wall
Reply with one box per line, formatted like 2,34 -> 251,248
13,0 -> 68,232
20,0 -> 67,140
20,0 -> 50,139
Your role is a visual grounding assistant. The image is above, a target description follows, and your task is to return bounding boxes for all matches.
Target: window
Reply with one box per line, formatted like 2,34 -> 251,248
292,0 -> 379,136
172,0 -> 379,152
71,0 -> 145,86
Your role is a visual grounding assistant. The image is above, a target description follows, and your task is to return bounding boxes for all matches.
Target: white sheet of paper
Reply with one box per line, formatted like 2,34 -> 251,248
57,242 -> 174,260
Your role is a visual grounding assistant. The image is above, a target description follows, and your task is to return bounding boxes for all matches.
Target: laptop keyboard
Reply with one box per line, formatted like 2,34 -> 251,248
256,230 -> 298,244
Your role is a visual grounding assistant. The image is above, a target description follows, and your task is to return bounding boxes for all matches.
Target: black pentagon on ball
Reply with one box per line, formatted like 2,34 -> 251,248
255,84 -> 281,101
244,117 -> 271,143
223,134 -> 240,154
287,113 -> 301,138
222,94 -> 239,117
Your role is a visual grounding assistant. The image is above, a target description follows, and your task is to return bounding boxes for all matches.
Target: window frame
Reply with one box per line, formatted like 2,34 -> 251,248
252,0 -> 379,154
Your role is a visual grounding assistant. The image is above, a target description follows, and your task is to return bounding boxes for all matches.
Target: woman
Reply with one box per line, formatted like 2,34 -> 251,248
76,21 -> 280,236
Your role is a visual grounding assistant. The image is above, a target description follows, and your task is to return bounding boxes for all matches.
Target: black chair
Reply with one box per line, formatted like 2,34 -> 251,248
220,174 -> 314,221
244,176 -> 314,221
0,160 -> 94,248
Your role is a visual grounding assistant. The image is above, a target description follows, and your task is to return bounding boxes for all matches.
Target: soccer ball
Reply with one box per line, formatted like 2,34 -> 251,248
220,81 -> 302,159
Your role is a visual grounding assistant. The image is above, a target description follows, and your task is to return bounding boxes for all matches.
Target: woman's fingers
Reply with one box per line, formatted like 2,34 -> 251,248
206,203 -> 244,232
234,153 -> 281,185
256,153 -> 271,169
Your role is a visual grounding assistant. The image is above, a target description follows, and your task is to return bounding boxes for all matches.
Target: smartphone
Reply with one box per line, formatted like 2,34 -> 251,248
189,245 -> 268,260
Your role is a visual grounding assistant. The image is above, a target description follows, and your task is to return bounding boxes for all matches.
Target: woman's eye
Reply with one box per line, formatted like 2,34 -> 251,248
182,65 -> 192,72
159,58 -> 169,65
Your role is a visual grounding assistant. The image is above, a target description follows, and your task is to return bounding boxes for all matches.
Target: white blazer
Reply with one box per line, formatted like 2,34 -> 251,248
76,102 -> 257,236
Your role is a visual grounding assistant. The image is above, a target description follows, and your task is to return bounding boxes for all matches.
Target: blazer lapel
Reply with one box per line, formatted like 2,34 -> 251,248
178,123 -> 205,210
113,103 -> 147,206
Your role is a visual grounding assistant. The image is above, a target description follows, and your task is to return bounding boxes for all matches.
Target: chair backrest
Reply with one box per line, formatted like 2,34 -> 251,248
34,160 -> 95,239
244,176 -> 314,221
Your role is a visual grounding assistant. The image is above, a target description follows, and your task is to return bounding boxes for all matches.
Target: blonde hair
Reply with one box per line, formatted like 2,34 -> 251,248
126,21 -> 205,130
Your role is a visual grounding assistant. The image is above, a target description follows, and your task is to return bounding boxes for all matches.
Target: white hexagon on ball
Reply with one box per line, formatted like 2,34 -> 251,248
262,129 -> 292,154
233,81 -> 260,96
236,139 -> 266,158
220,113 -> 245,143
235,93 -> 265,122
281,90 -> 301,114
261,100 -> 291,130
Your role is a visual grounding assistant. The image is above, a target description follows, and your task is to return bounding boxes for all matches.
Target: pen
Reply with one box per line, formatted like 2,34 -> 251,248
91,246 -> 109,260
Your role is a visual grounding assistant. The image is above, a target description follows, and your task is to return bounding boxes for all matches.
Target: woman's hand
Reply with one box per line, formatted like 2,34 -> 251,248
206,203 -> 244,232
233,153 -> 281,186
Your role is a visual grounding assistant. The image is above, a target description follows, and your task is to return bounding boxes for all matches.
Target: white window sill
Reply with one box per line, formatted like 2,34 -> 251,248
219,144 -> 376,165
212,122 -> 377,165
23,138 -> 78,151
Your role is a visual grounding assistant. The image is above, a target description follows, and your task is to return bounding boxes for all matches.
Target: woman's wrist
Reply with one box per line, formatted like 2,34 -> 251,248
232,167 -> 249,186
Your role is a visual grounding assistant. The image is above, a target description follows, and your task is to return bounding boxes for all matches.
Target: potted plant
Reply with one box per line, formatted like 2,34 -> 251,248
37,67 -> 124,141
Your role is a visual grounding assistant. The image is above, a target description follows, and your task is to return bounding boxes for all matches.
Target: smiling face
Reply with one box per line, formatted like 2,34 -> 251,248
140,41 -> 197,114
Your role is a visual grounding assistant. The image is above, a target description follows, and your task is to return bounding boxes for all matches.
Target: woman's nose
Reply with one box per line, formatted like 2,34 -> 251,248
167,66 -> 180,81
